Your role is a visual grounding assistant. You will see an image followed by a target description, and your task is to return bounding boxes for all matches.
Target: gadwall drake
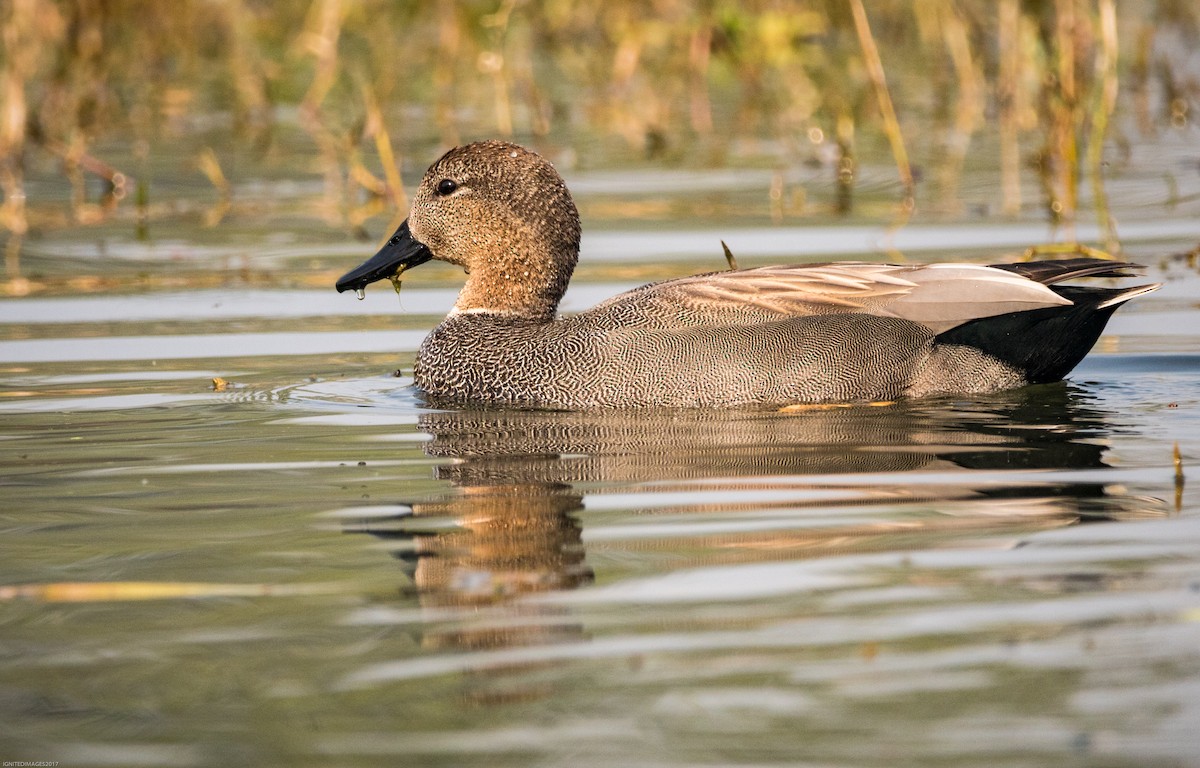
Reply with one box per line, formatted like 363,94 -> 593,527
337,140 -> 1159,408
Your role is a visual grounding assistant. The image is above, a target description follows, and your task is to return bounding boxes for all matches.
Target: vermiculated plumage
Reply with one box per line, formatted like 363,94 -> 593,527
336,141 -> 1160,409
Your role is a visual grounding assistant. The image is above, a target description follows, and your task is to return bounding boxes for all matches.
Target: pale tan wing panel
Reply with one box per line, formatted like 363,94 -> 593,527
876,264 -> 1072,333
590,262 -> 1072,333
658,263 -> 918,315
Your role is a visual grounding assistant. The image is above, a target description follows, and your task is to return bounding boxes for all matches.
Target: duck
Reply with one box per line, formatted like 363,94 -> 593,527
336,140 -> 1160,409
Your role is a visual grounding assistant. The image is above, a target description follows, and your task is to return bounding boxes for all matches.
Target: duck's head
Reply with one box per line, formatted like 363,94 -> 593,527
336,141 -> 581,320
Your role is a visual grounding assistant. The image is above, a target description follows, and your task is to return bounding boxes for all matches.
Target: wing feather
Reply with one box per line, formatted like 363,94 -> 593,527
588,262 -> 1075,333
876,264 -> 1071,333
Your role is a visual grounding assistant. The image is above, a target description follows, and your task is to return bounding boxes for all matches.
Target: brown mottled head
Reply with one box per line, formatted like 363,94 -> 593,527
413,141 -> 580,319
336,141 -> 581,319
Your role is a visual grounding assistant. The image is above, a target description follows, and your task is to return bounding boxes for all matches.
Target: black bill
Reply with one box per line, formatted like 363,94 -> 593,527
335,219 -> 434,294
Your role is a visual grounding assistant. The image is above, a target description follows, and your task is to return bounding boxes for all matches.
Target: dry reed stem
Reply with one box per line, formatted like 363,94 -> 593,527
998,0 -> 1023,216
1175,443 -> 1185,514
196,148 -> 231,226
848,0 -> 915,207
482,0 -> 518,137
434,2 -> 462,147
220,0 -> 271,133
688,19 -> 713,135
359,77 -> 408,212
1,0 -> 34,273
1089,0 -> 1120,252
1053,0 -> 1081,226
938,0 -> 985,214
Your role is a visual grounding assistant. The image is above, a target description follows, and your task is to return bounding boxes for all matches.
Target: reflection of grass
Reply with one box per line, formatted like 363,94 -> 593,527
1,1 -> 1198,275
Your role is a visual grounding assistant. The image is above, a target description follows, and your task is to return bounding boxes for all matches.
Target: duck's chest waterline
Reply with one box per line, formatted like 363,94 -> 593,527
413,315 -> 594,406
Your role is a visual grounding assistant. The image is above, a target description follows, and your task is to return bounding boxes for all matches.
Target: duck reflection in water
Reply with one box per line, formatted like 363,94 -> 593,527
353,481 -> 592,653
342,382 -> 1166,655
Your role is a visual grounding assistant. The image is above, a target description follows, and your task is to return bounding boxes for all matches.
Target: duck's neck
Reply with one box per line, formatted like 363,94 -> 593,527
453,244 -> 576,321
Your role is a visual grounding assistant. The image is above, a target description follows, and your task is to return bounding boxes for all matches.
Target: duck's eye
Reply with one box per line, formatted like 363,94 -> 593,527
436,178 -> 458,196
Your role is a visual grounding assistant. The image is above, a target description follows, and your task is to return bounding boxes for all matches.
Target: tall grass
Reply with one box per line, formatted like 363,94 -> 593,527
1,0 -> 1197,273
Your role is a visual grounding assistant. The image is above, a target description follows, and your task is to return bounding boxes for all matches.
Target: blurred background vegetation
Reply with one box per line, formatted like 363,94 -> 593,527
1,0 -> 1198,292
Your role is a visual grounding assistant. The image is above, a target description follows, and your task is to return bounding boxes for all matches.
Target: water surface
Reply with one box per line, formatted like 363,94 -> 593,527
8,2 -> 1200,762
3,172 -> 1200,766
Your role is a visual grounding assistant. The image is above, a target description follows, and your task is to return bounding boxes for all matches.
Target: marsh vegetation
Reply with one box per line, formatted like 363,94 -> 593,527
3,0 -> 1199,289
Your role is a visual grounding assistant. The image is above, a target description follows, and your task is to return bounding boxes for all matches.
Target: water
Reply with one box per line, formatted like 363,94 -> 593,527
3,160 -> 1200,766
